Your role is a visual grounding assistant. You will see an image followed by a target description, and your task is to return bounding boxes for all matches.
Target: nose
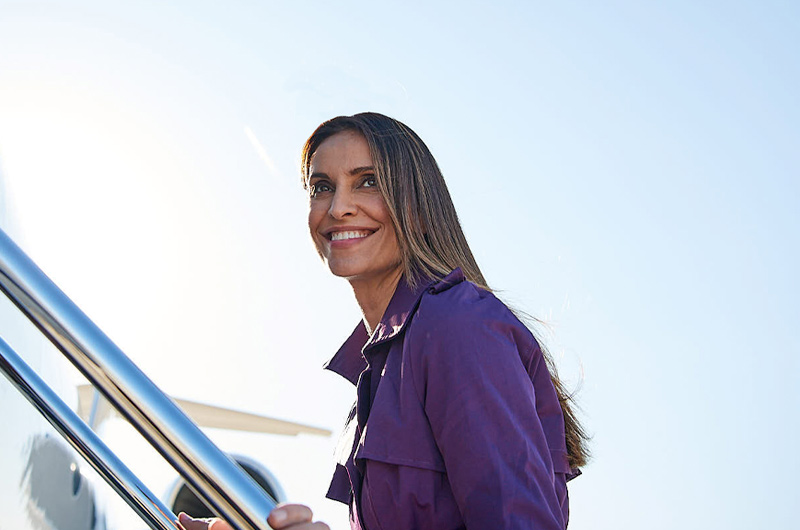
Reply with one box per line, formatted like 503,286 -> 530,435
328,188 -> 357,219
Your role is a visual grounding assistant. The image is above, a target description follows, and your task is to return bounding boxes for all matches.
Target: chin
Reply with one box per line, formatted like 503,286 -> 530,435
324,259 -> 365,279
325,259 -> 400,283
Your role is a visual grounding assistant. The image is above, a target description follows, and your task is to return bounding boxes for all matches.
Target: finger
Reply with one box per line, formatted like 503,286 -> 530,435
176,513 -> 209,530
207,518 -> 235,530
267,504 -> 314,529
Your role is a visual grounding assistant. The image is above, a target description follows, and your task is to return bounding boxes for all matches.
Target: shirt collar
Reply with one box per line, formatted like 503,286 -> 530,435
323,268 -> 466,385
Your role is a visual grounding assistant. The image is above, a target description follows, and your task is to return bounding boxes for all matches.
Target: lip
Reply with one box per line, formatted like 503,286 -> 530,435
322,226 -> 378,248
323,226 -> 377,240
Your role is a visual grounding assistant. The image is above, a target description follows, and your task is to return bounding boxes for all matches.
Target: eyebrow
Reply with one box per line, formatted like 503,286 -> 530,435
308,166 -> 375,180
349,166 -> 375,176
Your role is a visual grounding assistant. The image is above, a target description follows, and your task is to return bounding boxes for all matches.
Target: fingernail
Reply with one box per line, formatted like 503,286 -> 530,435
271,509 -> 287,523
179,513 -> 192,522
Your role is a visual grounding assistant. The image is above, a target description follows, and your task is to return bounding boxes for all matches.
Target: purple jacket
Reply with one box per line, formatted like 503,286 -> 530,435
324,268 -> 578,529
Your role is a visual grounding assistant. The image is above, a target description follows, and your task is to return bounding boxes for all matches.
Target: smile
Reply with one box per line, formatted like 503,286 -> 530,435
329,230 -> 373,241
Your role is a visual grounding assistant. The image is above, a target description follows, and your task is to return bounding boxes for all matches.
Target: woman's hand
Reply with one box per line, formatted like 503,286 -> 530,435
176,504 -> 329,530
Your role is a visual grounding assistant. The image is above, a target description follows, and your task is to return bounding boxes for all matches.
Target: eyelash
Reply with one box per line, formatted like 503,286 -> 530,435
309,175 -> 377,197
309,181 -> 333,197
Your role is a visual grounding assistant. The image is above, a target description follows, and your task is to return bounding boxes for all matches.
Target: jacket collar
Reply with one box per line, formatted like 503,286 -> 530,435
324,268 -> 466,385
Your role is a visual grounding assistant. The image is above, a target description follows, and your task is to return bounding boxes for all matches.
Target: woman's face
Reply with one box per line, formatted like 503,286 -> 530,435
307,130 -> 402,284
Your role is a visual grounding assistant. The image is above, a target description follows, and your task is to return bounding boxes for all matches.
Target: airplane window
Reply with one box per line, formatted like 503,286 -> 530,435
70,462 -> 81,496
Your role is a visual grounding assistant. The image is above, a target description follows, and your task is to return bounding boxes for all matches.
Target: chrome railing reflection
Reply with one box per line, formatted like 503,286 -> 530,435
0,228 -> 276,530
0,337 -> 178,530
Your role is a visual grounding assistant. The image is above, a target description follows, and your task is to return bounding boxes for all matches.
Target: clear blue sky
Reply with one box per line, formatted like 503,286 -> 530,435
0,1 -> 797,529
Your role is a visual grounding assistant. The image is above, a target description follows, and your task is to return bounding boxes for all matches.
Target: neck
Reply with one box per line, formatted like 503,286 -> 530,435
349,267 -> 404,334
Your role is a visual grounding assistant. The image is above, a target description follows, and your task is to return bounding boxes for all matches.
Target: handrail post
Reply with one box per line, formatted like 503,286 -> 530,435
0,228 -> 276,530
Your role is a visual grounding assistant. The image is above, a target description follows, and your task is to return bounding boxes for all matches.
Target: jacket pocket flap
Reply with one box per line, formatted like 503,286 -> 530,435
354,406 -> 446,473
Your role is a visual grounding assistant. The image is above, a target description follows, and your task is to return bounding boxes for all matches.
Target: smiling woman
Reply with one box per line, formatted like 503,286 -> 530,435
181,112 -> 588,530
306,131 -> 403,305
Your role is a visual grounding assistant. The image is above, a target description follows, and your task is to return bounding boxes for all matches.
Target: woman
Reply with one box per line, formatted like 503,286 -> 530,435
180,113 -> 588,530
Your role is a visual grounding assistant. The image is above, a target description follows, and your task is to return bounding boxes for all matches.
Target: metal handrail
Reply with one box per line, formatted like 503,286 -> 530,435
0,337 -> 178,530
0,228 -> 276,530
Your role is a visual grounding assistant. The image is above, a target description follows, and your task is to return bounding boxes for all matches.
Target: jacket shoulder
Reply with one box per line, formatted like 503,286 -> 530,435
410,277 -> 539,360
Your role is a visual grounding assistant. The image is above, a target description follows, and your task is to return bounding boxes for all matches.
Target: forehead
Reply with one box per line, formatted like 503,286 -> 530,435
309,130 -> 372,174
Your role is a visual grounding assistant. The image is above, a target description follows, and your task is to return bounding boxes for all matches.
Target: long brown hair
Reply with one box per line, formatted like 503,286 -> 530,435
301,112 -> 589,468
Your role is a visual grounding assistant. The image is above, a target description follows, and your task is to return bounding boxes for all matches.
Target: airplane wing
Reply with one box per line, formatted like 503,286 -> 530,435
76,384 -> 331,437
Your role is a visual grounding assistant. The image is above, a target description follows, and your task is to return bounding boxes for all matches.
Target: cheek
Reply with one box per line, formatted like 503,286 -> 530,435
388,228 -> 402,260
307,208 -> 324,251
308,202 -> 323,230
365,195 -> 393,225
364,198 -> 400,253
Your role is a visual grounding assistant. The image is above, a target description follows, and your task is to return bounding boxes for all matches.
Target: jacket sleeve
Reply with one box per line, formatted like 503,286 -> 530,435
407,298 -> 567,530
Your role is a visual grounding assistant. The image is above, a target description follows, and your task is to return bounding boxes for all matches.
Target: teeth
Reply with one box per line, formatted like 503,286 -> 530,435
331,230 -> 371,241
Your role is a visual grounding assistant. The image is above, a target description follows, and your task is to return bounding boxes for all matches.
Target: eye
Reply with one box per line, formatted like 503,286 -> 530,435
309,180 -> 333,197
361,175 -> 377,188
